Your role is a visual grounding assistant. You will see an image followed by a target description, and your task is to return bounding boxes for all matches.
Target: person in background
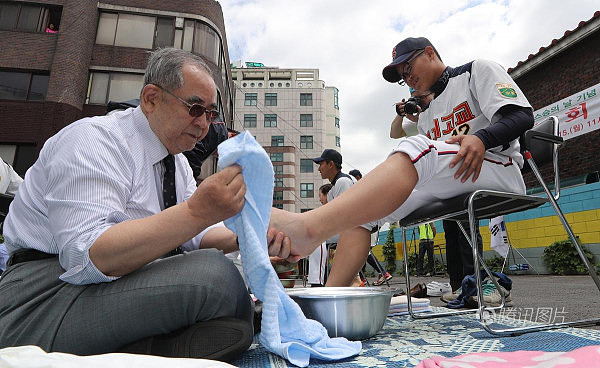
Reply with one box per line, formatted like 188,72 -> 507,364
45,23 -> 57,33
416,222 -> 436,276
308,184 -> 332,287
349,169 -> 362,181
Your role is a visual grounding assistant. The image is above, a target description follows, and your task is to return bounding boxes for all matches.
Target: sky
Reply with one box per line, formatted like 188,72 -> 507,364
220,0 -> 599,174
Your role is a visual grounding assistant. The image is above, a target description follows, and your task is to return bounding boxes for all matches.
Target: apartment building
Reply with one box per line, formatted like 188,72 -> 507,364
232,64 -> 341,212
0,0 -> 234,178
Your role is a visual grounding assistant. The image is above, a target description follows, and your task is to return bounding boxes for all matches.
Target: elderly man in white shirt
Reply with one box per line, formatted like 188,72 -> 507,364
0,48 -> 289,362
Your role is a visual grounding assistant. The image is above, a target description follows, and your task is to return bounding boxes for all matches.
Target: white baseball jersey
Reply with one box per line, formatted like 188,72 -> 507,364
418,59 -> 532,168
327,172 -> 355,203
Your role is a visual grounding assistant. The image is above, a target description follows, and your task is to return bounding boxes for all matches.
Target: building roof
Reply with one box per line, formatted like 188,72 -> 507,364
508,10 -> 600,79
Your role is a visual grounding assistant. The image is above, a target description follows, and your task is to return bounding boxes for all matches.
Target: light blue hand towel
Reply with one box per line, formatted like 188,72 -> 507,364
218,131 -> 361,367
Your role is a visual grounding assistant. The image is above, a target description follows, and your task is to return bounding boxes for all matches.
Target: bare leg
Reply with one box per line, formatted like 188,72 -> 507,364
326,227 -> 371,286
269,152 -> 418,259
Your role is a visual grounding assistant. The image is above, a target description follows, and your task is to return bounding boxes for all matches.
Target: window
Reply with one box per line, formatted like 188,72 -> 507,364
273,165 -> 283,174
273,203 -> 283,209
271,135 -> 284,147
273,191 -> 283,201
335,117 -> 340,128
194,22 -> 219,64
270,152 -> 283,162
264,114 -> 277,128
300,159 -> 313,173
243,114 -> 257,128
182,19 -> 194,51
300,136 -> 313,149
86,71 -> 144,105
274,178 -> 284,187
95,12 -> 220,60
334,88 -> 339,109
114,13 -> 155,48
300,114 -> 313,127
265,93 -> 277,106
300,93 -> 312,106
0,3 -> 61,33
244,93 -> 257,106
154,17 -> 174,48
336,136 -> 341,147
300,183 -> 314,198
0,71 -> 49,101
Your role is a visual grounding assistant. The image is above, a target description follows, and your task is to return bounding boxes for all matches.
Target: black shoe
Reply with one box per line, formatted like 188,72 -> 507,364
119,317 -> 253,362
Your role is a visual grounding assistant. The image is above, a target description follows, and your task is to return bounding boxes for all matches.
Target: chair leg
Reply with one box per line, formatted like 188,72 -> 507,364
466,189 -> 600,336
403,226 -> 485,319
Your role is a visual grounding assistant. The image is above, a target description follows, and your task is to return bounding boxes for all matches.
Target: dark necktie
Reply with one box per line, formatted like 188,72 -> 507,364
162,155 -> 182,256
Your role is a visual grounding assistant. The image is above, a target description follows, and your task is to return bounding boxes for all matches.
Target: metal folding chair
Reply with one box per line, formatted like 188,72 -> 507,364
400,116 -> 600,336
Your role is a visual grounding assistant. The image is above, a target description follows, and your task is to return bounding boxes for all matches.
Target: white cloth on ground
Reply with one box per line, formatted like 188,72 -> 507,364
389,295 -> 432,316
217,131 -> 361,367
0,345 -> 236,368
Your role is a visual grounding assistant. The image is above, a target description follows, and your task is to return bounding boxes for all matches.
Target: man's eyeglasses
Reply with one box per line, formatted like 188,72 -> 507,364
154,84 -> 220,122
397,49 -> 425,86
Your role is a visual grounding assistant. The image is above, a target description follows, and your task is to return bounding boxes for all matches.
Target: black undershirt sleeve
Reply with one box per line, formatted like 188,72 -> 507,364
473,105 -> 534,150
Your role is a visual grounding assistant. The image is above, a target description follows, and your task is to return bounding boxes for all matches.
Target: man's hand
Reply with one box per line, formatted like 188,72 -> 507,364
445,135 -> 485,183
187,165 -> 246,223
395,100 -> 420,122
267,228 -> 299,262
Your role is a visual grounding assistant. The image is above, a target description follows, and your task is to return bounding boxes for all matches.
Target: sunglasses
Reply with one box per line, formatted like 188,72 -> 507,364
154,84 -> 220,122
397,49 -> 425,86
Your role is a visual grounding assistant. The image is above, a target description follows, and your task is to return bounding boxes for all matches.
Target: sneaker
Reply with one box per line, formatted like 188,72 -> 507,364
426,281 -> 452,296
441,287 -> 461,303
470,280 -> 512,307
373,272 -> 393,286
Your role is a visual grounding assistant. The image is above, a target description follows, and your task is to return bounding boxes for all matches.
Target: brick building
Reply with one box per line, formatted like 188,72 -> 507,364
0,0 -> 235,178
508,11 -> 600,188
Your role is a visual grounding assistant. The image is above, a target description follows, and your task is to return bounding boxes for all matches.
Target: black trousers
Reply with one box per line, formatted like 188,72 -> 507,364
417,239 -> 434,275
443,220 -> 483,291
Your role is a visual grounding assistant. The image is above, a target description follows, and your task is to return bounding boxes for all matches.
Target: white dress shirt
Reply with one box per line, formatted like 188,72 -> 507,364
4,107 -> 212,285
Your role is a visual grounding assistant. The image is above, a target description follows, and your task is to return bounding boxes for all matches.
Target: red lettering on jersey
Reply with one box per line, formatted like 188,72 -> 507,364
429,118 -> 441,140
441,113 -> 454,135
454,101 -> 475,125
431,101 -> 475,139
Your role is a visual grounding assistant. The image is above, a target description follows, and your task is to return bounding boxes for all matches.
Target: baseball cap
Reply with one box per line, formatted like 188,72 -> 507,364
382,37 -> 433,83
312,149 -> 342,166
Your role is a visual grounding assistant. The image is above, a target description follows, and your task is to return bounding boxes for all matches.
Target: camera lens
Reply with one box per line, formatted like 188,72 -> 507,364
404,97 -> 419,115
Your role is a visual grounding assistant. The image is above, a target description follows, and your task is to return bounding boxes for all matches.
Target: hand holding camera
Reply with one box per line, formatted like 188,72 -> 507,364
395,96 -> 421,122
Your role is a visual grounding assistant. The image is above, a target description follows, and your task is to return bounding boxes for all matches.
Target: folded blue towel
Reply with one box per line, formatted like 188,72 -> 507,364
218,131 -> 361,367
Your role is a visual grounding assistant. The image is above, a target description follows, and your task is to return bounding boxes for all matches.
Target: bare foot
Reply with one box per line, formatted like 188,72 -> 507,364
268,208 -> 322,260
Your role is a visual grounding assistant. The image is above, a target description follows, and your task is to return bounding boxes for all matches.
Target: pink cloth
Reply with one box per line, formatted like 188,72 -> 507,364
416,345 -> 600,368
45,28 -> 57,33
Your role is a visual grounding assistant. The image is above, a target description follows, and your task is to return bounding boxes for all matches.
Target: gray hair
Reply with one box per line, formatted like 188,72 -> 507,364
143,48 -> 212,91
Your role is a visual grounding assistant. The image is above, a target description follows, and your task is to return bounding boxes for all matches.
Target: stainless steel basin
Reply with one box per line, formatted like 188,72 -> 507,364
287,287 -> 392,340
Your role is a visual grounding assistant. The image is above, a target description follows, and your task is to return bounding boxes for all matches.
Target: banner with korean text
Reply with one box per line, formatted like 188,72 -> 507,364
533,82 -> 600,140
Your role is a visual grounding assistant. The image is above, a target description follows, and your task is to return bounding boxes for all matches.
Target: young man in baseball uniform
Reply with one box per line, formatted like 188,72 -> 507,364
268,37 -> 534,287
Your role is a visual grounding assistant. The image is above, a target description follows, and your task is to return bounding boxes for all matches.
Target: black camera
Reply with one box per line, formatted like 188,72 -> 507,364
403,96 -> 421,115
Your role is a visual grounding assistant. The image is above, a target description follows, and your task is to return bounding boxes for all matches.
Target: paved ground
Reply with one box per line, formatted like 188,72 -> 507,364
369,274 -> 600,328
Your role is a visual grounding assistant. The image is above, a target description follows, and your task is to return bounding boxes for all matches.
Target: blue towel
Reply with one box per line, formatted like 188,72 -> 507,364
218,131 -> 361,367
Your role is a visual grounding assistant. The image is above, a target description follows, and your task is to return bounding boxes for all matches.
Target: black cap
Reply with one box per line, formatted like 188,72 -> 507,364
382,37 -> 433,83
313,149 -> 342,166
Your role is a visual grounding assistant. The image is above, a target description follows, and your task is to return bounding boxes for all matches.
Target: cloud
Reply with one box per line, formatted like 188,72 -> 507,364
220,0 -> 599,174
